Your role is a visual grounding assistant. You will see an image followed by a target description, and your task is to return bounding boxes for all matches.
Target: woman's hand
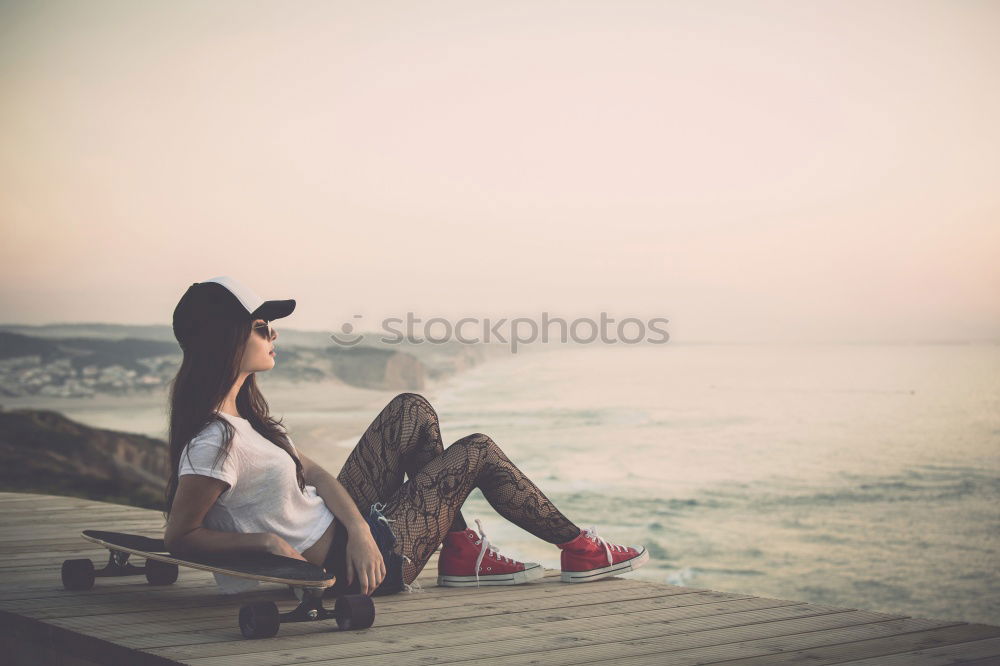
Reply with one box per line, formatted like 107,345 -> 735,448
345,529 -> 386,596
263,534 -> 309,562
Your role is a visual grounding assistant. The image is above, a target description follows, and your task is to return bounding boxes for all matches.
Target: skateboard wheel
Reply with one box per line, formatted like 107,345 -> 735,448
334,594 -> 376,631
239,601 -> 280,639
62,558 -> 95,590
145,559 -> 178,585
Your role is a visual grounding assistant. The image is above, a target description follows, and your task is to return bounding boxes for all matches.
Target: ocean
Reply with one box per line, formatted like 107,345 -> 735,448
406,343 -> 999,625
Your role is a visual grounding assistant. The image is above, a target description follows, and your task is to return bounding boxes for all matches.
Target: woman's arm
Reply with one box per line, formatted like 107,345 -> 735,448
164,475 -> 303,560
299,452 -> 368,533
300,451 -> 387,594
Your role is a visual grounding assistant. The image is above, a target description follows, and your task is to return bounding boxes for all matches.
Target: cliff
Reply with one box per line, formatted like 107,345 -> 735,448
0,407 -> 169,510
325,346 -> 426,390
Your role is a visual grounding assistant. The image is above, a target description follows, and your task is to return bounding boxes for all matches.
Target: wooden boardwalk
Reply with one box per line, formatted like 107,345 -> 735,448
1,492 -> 998,665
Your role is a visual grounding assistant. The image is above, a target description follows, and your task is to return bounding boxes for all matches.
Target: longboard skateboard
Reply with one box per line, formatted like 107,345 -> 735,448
61,530 -> 375,638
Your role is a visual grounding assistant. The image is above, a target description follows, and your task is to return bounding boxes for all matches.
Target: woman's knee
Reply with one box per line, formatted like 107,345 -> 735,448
453,433 -> 497,453
450,434 -> 500,477
392,392 -> 438,419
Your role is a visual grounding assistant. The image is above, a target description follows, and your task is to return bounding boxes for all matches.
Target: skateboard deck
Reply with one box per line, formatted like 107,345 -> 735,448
62,529 -> 375,638
80,530 -> 334,586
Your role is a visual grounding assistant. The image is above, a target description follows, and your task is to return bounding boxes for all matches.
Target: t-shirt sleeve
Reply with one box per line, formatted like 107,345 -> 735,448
177,421 -> 239,493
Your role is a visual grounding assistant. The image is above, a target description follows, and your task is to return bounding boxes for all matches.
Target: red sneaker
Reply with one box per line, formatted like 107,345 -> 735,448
437,519 -> 544,587
557,525 -> 649,583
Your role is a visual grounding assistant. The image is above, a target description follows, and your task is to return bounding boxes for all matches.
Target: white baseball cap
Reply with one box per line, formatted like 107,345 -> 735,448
200,275 -> 296,321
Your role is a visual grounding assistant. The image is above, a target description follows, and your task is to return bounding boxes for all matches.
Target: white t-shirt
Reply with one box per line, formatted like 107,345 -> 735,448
177,410 -> 335,593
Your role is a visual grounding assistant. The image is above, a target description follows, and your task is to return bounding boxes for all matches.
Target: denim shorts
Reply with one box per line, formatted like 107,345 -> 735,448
322,502 -> 405,597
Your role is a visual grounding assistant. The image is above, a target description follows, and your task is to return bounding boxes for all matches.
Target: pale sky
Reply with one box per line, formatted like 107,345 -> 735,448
1,0 -> 997,343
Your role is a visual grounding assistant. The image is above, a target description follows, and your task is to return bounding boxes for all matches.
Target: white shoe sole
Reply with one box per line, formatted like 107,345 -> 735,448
560,546 -> 649,583
437,562 -> 545,587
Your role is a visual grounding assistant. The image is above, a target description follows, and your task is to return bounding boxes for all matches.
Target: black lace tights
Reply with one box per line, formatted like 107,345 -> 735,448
335,392 -> 582,585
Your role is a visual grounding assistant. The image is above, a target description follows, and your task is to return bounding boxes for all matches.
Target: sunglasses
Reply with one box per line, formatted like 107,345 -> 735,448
252,320 -> 276,341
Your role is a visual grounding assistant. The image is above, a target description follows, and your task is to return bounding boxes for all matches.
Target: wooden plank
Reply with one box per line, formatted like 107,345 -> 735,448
0,511 -> 157,524
0,517 -> 161,530
730,623 -> 1000,665
0,524 -> 165,542
556,617 -> 965,666
0,516 -> 159,530
1,576 -> 228,602
0,510 -> 156,526
0,536 -> 159,551
0,515 -> 159,529
0,497 -> 148,512
0,526 -> 163,542
0,535 -> 168,555
0,498 -> 153,511
834,634 -> 1000,665
0,511 -> 158,522
0,496 -> 151,509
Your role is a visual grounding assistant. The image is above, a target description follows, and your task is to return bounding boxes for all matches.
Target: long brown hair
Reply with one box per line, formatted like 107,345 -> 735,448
162,313 -> 305,520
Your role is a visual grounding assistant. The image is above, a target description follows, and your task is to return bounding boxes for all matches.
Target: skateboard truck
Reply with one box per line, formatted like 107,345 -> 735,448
62,549 -> 179,589
239,587 -> 375,639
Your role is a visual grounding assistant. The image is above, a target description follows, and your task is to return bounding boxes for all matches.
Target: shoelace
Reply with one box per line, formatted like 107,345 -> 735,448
371,502 -> 393,527
472,518 -> 517,588
369,503 -> 425,594
581,525 -> 625,567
